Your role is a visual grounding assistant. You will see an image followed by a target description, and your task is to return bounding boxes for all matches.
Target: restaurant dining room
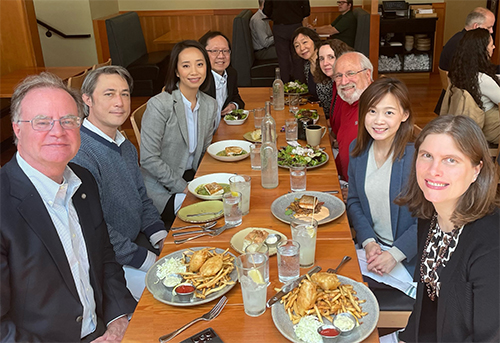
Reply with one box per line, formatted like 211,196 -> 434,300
1,0 -> 499,343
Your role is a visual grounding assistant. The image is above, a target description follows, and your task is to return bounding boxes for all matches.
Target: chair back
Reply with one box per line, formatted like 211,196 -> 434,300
67,69 -> 89,91
232,9 -> 255,87
353,8 -> 370,57
130,102 -> 147,147
440,85 -> 485,129
92,58 -> 112,70
438,67 -> 449,91
106,12 -> 147,68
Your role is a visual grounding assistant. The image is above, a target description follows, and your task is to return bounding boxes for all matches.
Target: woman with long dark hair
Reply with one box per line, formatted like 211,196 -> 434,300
448,28 -> 500,144
397,115 -> 499,342
348,78 -> 417,281
140,40 -> 218,228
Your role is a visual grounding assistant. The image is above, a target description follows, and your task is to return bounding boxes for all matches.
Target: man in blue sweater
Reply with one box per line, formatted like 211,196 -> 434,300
72,66 -> 167,300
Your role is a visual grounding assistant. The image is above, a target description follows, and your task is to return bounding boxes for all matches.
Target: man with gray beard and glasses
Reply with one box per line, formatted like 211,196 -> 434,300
329,52 -> 373,182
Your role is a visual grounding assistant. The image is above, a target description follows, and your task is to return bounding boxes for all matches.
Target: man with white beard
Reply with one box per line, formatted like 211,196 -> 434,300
329,52 -> 373,182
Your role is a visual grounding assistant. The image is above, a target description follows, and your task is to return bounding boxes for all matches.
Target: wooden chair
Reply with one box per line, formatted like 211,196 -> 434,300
438,67 -> 449,91
130,102 -> 147,148
92,58 -> 112,70
67,69 -> 89,91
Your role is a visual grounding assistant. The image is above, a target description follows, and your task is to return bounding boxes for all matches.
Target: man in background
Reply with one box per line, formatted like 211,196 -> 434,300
72,66 -> 167,301
199,31 -> 245,128
250,0 -> 278,60
1,72 -> 136,342
313,0 -> 357,48
263,0 -> 310,83
330,52 -> 373,182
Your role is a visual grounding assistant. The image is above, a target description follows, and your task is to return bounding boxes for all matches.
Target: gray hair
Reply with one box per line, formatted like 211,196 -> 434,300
11,72 -> 84,123
334,51 -> 374,81
81,65 -> 133,116
465,7 -> 492,29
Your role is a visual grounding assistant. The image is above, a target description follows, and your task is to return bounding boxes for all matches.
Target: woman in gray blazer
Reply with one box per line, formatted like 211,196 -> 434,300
140,40 -> 218,228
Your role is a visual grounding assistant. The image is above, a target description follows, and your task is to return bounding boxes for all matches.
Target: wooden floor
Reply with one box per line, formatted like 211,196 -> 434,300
0,73 -> 441,166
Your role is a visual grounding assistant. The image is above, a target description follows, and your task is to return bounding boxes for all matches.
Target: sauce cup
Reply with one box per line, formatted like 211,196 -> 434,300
173,283 -> 195,302
333,312 -> 357,335
264,233 -> 282,249
317,324 -> 340,342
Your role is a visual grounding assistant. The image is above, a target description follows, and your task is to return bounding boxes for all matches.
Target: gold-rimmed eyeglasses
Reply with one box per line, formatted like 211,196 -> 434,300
333,68 -> 367,82
206,49 -> 231,56
17,115 -> 82,131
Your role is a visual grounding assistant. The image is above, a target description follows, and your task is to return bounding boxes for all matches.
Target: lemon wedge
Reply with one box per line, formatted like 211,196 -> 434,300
248,268 -> 265,284
231,191 -> 239,197
306,226 -> 316,238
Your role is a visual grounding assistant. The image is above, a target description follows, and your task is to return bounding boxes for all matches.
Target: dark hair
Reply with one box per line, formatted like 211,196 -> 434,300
351,77 -> 414,161
164,40 -> 212,94
396,115 -> 499,226
313,39 -> 354,83
448,28 -> 500,110
198,31 -> 232,50
81,66 -> 133,116
292,27 -> 321,58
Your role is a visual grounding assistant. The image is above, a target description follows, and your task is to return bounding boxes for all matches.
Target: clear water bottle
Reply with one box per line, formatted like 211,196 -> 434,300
272,67 -> 285,111
261,101 -> 279,189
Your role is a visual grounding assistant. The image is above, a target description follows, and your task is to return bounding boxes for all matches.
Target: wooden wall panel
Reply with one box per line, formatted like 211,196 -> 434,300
432,3 -> 446,73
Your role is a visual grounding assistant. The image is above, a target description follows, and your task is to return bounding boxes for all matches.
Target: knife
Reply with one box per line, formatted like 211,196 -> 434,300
266,265 -> 321,308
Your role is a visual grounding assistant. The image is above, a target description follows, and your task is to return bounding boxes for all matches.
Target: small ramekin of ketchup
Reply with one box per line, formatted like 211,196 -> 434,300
317,324 -> 340,342
173,283 -> 195,302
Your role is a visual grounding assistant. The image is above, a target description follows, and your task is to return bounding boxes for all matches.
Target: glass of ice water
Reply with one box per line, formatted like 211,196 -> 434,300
229,175 -> 251,215
222,191 -> 242,226
290,218 -> 318,268
285,118 -> 298,142
290,164 -> 306,192
235,253 -> 270,317
288,93 -> 300,115
277,239 -> 300,283
250,143 -> 261,170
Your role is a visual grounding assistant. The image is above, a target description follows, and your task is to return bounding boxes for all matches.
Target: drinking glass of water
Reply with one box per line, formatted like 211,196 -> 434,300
277,239 -> 300,283
222,191 -> 242,226
290,164 -> 306,192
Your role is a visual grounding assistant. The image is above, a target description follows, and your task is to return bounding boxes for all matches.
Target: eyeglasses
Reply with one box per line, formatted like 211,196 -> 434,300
333,68 -> 367,82
337,1 -> 348,4
17,115 -> 82,131
206,49 -> 231,56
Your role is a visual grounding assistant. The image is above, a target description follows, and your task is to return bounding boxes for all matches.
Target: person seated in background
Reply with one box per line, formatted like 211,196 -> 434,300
199,31 -> 245,128
330,51 -> 373,183
347,78 -> 417,294
313,39 -> 353,118
250,0 -> 278,60
397,115 -> 499,342
1,72 -> 136,342
447,28 -> 500,145
292,27 -> 323,104
439,7 -> 495,72
312,0 -> 356,48
72,66 -> 167,301
140,40 -> 218,230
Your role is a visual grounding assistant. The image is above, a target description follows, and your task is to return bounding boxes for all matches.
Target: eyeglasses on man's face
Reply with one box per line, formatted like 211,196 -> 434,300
333,68 -> 367,82
17,115 -> 82,131
206,49 -> 231,56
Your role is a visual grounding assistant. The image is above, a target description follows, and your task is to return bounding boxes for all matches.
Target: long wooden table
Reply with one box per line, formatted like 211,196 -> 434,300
122,88 -> 379,342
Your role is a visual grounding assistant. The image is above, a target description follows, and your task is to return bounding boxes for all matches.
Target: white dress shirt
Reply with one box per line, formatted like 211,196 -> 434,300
250,9 -> 274,50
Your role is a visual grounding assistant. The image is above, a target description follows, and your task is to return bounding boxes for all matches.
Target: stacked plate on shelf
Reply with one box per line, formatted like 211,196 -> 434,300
415,35 -> 431,51
405,36 -> 414,52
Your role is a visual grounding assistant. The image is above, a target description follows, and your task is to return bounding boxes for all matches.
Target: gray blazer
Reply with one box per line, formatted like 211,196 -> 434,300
140,89 -> 218,212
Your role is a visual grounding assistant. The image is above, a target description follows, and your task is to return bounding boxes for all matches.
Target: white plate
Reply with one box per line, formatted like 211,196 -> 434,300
223,110 -> 249,125
270,191 -> 345,225
145,247 -> 237,307
207,140 -> 252,162
230,227 -> 287,256
188,173 -> 235,200
271,274 -> 379,343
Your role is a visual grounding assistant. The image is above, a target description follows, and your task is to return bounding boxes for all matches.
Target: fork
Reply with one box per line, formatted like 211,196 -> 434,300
170,221 -> 217,232
158,296 -> 228,342
172,225 -> 218,237
174,224 -> 230,244
327,255 -> 351,274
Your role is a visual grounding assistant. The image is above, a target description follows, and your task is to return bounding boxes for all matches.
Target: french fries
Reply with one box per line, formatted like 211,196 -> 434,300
181,248 -> 235,299
280,277 -> 368,325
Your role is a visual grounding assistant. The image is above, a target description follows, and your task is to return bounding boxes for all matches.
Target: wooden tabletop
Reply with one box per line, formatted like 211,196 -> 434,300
0,66 -> 89,98
122,88 -> 379,343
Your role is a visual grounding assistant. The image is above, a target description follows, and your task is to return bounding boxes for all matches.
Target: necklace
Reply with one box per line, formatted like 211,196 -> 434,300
420,213 -> 463,301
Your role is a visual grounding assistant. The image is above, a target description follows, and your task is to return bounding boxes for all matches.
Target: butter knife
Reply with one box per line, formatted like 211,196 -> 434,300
186,210 -> 223,217
266,265 -> 321,308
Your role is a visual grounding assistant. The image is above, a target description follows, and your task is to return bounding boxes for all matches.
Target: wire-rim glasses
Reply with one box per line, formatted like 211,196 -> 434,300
333,68 -> 367,82
17,115 -> 82,131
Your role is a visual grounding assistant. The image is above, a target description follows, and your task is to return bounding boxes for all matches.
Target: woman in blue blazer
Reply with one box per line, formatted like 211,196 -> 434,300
347,78 -> 417,277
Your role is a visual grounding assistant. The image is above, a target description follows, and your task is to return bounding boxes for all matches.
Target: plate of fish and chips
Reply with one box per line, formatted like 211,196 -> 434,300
271,273 -> 379,343
188,173 -> 234,200
271,191 -> 345,225
146,247 -> 238,306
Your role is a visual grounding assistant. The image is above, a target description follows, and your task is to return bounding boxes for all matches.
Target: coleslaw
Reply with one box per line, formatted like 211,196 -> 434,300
294,316 -> 323,343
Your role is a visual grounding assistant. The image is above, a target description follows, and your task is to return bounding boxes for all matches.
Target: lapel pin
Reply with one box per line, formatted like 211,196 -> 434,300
81,193 -> 87,199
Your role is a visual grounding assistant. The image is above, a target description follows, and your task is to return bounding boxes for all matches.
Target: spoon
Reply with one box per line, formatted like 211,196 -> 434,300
170,221 -> 217,232
327,255 -> 351,274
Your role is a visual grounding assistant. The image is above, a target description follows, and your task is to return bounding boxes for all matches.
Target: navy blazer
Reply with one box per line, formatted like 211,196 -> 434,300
0,157 -> 136,342
347,140 -> 417,274
204,66 -> 245,110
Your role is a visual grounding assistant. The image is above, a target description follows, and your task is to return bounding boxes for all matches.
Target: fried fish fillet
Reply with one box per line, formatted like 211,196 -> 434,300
199,254 -> 223,277
311,272 -> 340,291
297,280 -> 317,315
189,248 -> 209,272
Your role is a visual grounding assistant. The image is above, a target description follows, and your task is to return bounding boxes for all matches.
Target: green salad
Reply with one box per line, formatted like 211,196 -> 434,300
284,81 -> 308,94
225,109 -> 248,120
278,145 -> 327,167
295,109 -> 319,120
